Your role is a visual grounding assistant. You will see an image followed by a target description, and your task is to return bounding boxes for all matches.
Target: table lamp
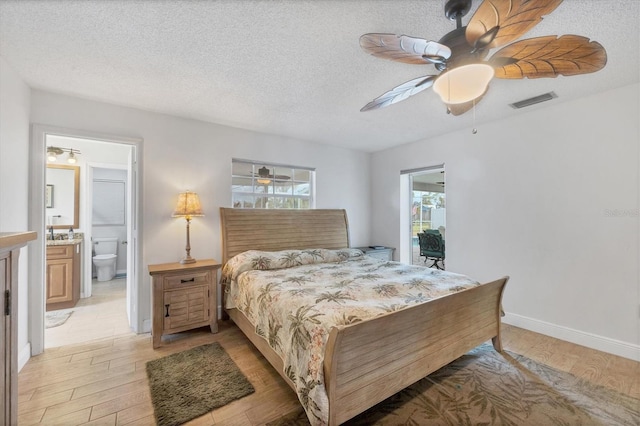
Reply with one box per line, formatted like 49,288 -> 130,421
172,191 -> 204,264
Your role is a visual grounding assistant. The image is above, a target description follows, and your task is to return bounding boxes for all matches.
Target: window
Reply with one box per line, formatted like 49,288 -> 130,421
231,159 -> 315,209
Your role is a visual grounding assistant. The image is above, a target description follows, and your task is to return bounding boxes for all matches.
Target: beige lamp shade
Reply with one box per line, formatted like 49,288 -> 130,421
433,63 -> 494,104
172,191 -> 204,219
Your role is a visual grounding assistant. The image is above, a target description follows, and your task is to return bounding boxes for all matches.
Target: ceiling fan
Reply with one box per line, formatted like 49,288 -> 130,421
359,0 -> 607,115
253,166 -> 291,184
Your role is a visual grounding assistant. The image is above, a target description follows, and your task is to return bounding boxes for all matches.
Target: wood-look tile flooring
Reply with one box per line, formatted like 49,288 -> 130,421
20,322 -> 639,425
45,278 -> 133,348
18,321 -> 640,425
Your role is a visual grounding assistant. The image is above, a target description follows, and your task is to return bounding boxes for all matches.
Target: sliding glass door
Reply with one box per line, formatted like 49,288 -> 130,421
408,168 -> 445,266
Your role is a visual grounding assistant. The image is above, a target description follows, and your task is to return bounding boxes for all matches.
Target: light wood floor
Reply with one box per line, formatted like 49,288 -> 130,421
18,322 -> 639,425
45,278 -> 132,348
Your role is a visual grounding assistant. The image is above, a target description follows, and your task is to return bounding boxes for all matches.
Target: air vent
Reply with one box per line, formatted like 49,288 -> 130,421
509,91 -> 557,109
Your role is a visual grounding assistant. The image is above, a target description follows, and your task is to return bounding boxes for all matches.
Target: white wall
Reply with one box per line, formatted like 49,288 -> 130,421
371,84 -> 640,359
0,56 -> 33,370
30,89 -> 372,332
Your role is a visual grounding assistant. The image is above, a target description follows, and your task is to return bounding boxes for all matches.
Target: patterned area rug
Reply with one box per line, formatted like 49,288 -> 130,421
45,310 -> 73,328
146,342 -> 255,426
268,343 -> 639,425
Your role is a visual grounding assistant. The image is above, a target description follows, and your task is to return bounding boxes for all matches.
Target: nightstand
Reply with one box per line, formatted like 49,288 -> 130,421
356,246 -> 395,261
148,259 -> 221,348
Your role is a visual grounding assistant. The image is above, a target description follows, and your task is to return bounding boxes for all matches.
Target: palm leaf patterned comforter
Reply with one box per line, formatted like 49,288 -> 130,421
221,248 -> 480,425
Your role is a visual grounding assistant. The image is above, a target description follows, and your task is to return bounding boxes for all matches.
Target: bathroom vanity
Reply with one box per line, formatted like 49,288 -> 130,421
46,238 -> 82,311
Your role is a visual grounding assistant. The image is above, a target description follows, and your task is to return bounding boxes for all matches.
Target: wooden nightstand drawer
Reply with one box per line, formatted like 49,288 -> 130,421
163,270 -> 211,290
148,259 -> 221,349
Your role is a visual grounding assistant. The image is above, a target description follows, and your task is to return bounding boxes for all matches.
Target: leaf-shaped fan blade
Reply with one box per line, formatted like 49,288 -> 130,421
360,33 -> 451,65
446,93 -> 485,116
472,26 -> 500,52
466,0 -> 563,50
361,76 -> 435,112
489,35 -> 607,79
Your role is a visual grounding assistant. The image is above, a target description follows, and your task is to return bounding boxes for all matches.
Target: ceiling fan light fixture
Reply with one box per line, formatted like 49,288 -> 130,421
257,166 -> 271,184
432,63 -> 494,104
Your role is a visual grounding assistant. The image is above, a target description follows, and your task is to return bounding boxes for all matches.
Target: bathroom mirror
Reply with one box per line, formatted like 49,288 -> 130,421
46,164 -> 80,229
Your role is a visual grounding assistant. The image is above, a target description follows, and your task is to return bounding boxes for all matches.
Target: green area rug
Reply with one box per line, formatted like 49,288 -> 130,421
269,343 -> 640,425
146,342 -> 255,426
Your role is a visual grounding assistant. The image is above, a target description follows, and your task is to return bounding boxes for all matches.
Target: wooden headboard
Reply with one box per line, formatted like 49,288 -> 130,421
219,208 -> 350,264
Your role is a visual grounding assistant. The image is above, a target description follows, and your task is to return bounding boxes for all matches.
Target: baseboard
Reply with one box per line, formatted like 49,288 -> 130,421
503,312 -> 640,361
18,342 -> 31,372
92,272 -> 126,278
142,318 -> 152,333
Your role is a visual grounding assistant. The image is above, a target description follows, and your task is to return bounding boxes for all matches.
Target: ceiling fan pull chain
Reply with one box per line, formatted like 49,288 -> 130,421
472,99 -> 478,134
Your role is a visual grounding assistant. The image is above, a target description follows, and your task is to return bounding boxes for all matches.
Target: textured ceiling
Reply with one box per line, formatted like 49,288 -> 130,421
1,1 -> 638,152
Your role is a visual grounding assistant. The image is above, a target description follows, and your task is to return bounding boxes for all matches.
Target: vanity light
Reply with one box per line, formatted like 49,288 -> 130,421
67,149 -> 77,164
47,147 -> 62,162
172,191 -> 204,264
46,146 -> 81,163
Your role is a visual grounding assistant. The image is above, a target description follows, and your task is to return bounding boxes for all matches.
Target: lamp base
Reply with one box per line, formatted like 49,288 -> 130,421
180,217 -> 197,264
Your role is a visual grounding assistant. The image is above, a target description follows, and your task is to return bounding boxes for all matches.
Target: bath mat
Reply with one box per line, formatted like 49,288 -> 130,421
45,310 -> 73,328
146,342 -> 255,426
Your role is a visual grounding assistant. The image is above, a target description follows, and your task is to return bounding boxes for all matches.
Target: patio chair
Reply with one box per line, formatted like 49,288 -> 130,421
418,231 -> 445,269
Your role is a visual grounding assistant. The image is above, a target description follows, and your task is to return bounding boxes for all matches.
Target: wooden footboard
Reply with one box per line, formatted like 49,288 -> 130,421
225,276 -> 508,425
323,276 -> 508,425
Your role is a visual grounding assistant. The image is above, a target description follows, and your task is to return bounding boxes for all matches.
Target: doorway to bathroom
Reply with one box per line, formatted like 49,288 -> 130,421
45,164 -> 130,348
37,130 -> 141,350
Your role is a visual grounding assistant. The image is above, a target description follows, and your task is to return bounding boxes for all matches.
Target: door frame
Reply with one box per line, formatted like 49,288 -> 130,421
29,124 -> 143,356
400,164 -> 445,265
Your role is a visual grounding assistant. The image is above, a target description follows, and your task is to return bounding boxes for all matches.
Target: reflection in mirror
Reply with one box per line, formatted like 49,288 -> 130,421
46,164 -> 80,229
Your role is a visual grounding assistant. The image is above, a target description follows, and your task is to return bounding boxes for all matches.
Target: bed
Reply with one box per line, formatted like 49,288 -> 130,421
219,207 -> 508,425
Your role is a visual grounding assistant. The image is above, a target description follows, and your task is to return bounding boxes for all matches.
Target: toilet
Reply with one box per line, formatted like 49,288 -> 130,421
93,237 -> 118,281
